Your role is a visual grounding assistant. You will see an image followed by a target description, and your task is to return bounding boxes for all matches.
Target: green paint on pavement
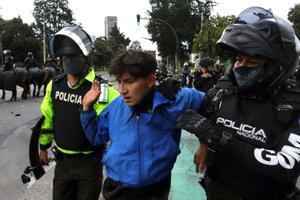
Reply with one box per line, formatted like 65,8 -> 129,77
170,130 -> 206,200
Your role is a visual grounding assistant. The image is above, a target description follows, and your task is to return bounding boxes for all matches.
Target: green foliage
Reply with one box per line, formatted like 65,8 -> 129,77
192,14 -> 235,58
288,3 -> 300,39
93,37 -> 113,70
33,0 -> 75,41
108,26 -> 131,56
1,17 -> 42,64
147,0 -> 215,61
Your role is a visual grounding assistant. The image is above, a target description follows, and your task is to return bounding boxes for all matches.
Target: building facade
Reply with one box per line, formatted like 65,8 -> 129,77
105,16 -> 117,39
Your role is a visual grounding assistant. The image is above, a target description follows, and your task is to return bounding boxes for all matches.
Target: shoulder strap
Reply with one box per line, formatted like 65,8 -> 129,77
278,84 -> 300,111
273,85 -> 300,124
53,73 -> 66,83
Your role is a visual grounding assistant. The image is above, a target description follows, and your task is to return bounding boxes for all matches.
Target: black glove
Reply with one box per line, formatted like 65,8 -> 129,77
176,109 -> 216,142
177,109 -> 232,150
157,78 -> 181,101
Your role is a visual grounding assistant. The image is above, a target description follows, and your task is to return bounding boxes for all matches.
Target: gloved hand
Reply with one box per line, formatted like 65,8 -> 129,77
157,78 -> 180,101
177,109 -> 232,150
177,109 -> 216,143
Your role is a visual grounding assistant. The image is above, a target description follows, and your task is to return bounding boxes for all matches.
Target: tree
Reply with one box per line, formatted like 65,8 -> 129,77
147,0 -> 215,63
192,15 -> 235,59
33,0 -> 76,41
288,3 -> 300,39
1,17 -> 42,64
93,37 -> 113,70
109,26 -> 131,56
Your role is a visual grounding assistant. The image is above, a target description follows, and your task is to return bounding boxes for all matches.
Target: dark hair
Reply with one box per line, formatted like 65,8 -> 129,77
199,57 -> 214,68
109,50 -> 157,79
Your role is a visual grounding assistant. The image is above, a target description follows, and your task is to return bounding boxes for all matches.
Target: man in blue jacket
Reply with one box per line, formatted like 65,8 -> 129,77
80,50 -> 205,200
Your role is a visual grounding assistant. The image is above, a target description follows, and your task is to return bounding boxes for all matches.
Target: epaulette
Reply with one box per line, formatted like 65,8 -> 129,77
52,73 -> 66,83
279,84 -> 300,111
202,76 -> 237,115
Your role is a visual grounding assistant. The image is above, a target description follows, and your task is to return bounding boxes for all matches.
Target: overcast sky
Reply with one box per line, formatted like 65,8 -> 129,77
0,0 -> 299,50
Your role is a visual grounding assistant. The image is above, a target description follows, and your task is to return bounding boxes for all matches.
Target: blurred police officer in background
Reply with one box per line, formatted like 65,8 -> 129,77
24,52 -> 38,70
2,49 -> 14,71
193,57 -> 218,92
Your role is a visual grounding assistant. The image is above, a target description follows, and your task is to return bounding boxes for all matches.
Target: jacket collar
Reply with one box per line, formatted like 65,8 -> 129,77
123,89 -> 170,124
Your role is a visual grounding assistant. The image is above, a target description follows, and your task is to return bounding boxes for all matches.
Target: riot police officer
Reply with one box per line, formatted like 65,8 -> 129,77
38,25 -> 119,200
24,52 -> 37,70
44,54 -> 62,73
177,6 -> 300,200
2,50 -> 14,71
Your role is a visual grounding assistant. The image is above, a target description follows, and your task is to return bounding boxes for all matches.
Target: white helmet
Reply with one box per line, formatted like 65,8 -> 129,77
49,25 -> 94,57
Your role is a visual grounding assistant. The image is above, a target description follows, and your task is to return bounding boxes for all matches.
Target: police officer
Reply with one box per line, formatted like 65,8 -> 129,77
177,6 -> 300,200
2,50 -> 14,71
24,52 -> 38,70
44,54 -> 62,73
193,57 -> 218,92
182,62 -> 192,87
39,25 -> 119,200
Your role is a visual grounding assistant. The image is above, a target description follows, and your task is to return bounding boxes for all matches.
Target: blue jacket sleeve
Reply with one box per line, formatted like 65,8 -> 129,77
80,107 -> 109,146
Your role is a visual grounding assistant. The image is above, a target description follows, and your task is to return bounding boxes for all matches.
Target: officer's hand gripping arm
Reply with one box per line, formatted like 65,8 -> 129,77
177,109 -> 231,150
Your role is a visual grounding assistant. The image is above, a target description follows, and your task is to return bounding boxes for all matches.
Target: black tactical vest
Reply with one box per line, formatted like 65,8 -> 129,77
51,75 -> 97,151
207,77 -> 300,197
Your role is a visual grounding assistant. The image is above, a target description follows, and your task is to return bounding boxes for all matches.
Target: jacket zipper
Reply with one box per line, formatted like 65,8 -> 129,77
136,114 -> 142,186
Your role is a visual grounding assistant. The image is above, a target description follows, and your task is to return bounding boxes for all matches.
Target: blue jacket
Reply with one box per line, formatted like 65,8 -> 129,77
80,87 -> 205,188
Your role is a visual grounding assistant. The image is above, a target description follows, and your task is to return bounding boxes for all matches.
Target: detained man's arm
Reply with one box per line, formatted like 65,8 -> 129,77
80,80 -> 109,145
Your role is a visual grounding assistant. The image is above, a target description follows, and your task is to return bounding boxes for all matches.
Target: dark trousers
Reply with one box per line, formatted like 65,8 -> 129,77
103,175 -> 171,200
53,152 -> 103,200
205,177 -> 240,200
205,177 -> 297,200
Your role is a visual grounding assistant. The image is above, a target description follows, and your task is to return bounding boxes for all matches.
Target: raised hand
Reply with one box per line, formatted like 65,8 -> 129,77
82,80 -> 101,111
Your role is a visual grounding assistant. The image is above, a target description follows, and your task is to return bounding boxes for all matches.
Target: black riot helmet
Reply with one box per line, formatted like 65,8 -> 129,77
217,6 -> 300,94
48,25 -> 94,57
